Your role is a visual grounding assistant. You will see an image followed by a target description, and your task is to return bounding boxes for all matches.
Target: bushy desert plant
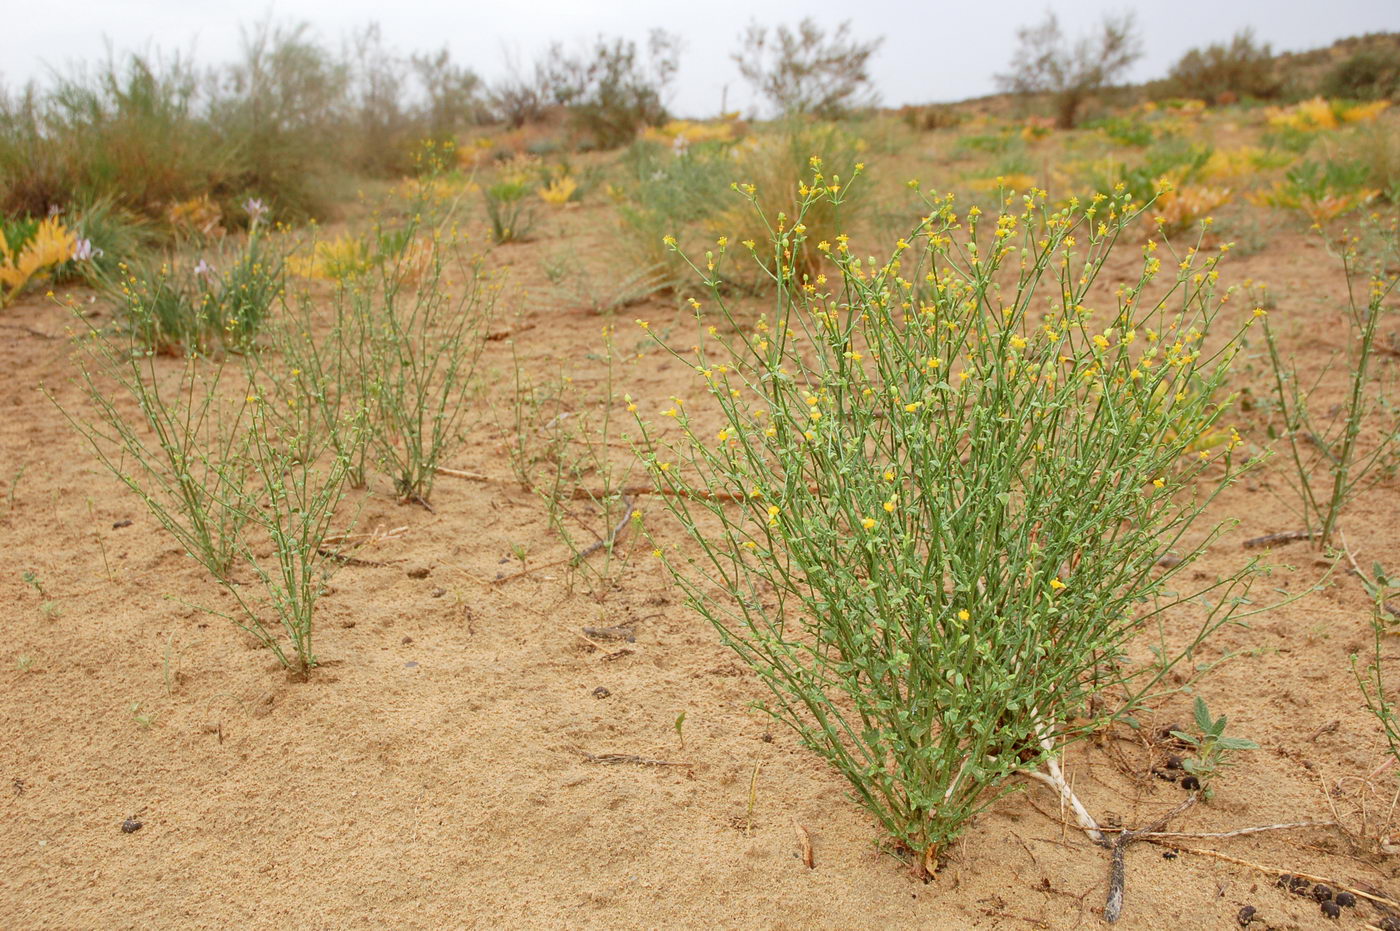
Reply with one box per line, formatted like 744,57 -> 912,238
733,18 -> 884,119
1160,29 -> 1280,103
997,11 -> 1142,129
545,31 -> 680,149
636,176 -> 1261,872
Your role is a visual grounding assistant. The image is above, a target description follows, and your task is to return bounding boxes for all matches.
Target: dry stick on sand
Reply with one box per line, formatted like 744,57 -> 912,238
793,820 -> 815,869
579,751 -> 689,767
1025,734 -> 1338,923
1242,529 -> 1323,549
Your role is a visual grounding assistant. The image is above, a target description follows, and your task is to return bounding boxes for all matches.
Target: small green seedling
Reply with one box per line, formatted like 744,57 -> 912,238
129,702 -> 156,728
15,655 -> 33,672
674,710 -> 687,749
1171,698 -> 1259,800
21,571 -> 45,598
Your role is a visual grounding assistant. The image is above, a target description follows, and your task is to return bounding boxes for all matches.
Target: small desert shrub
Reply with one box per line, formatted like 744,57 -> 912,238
1086,115 -> 1157,148
1248,158 -> 1379,223
274,222 -> 495,504
709,121 -> 868,287
484,177 -> 538,244
0,52 -> 218,218
1332,125 -> 1400,202
1261,218 -> 1399,546
898,104 -> 965,132
615,137 -> 737,289
53,326 -> 356,671
637,176 -> 1261,872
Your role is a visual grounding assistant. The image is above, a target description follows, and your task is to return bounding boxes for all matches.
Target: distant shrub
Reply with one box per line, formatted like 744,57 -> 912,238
543,31 -> 681,149
733,18 -> 884,119
0,52 -> 219,218
996,11 -> 1142,129
1323,47 -> 1400,101
1160,30 -> 1280,103
0,19 -> 490,224
898,104 -> 965,132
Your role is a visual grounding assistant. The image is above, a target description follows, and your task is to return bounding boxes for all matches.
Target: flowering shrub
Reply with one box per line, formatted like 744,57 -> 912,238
1152,184 -> 1233,234
637,174 -> 1261,873
538,176 -> 579,206
0,217 -> 77,306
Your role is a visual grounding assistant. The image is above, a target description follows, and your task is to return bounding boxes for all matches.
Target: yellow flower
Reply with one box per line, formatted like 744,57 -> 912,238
1153,478 -> 1165,488
1049,578 -> 1066,591
861,517 -> 877,530
957,609 -> 970,622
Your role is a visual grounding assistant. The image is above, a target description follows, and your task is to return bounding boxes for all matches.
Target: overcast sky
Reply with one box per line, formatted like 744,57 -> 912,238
3,1 -> 1397,116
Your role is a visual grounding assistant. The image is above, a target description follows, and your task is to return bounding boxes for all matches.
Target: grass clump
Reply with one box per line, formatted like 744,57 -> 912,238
102,205 -> 286,355
637,176 -> 1262,872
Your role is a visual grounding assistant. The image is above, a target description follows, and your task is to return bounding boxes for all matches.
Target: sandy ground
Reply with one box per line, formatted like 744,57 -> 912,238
3,186 -> 1400,931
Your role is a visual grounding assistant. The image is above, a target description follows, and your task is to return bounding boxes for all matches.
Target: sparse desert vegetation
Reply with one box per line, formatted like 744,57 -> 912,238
3,15 -> 1400,930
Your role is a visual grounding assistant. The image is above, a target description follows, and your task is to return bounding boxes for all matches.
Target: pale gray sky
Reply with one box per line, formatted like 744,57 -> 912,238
3,0 -> 1397,117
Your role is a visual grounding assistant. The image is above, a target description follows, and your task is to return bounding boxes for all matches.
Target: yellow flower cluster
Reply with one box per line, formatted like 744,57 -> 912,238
1265,97 -> 1389,132
0,218 -> 76,306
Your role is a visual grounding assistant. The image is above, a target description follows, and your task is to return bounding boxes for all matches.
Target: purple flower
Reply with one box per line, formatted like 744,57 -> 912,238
72,238 -> 102,261
243,198 -> 268,225
193,259 -> 214,278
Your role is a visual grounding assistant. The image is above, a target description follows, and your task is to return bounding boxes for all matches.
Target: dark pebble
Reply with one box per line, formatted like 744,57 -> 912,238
407,567 -> 430,579
112,519 -> 133,529
1311,884 -> 1332,902
1164,755 -> 1184,770
1275,874 -> 1292,888
1289,876 -> 1310,894
1334,891 -> 1355,908
1180,774 -> 1201,791
120,818 -> 142,834
592,686 -> 611,699
401,636 -> 414,645
1320,900 -> 1341,919
1236,905 -> 1256,927
1379,916 -> 1400,931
